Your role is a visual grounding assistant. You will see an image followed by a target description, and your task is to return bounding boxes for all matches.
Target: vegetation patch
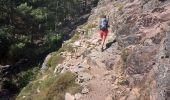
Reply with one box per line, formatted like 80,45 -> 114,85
117,79 -> 129,86
70,32 -> 80,43
17,71 -> 80,100
46,53 -> 65,68
59,43 -> 75,53
121,47 -> 131,69
113,3 -> 124,13
121,48 -> 129,62
85,23 -> 97,30
16,75 -> 55,100
46,71 -> 80,100
16,67 -> 39,89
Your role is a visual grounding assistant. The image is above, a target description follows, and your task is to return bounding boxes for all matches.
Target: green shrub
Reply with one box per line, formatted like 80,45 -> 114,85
17,3 -> 32,14
17,67 -> 39,88
8,42 -> 26,60
31,7 -> 48,22
19,35 -> 30,43
46,32 -> 62,48
0,30 -> 10,56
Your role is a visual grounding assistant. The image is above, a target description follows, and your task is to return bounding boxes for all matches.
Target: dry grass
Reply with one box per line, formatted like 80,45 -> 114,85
16,72 -> 80,100
113,3 -> 124,12
121,48 -> 129,62
46,52 -> 65,68
46,71 -> 80,100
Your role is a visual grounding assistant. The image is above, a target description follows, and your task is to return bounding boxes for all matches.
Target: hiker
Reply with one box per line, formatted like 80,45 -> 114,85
99,15 -> 109,52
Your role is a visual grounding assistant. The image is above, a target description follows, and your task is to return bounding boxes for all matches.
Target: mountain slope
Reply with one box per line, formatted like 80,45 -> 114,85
17,0 -> 170,100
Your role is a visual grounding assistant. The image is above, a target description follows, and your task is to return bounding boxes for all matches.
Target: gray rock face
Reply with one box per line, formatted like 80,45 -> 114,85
141,0 -> 167,11
117,34 -> 142,47
154,63 -> 170,100
164,25 -> 170,58
126,46 -> 157,75
160,13 -> 170,22
153,24 -> 170,100
151,33 -> 164,44
139,14 -> 160,27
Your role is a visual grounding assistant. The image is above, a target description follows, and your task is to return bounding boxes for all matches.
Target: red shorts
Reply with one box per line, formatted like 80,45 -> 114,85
100,29 -> 108,38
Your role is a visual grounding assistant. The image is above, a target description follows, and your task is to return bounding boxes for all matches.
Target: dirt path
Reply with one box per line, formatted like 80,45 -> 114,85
78,28 -> 119,100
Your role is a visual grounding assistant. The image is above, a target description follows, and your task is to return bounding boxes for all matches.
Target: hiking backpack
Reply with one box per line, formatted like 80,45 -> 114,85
100,18 -> 108,30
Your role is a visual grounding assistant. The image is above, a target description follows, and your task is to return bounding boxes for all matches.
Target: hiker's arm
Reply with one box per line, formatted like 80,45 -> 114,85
108,21 -> 111,28
99,20 -> 101,29
107,16 -> 111,27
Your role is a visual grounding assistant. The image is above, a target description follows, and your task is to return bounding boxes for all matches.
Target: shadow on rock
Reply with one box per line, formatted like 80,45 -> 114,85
104,39 -> 117,51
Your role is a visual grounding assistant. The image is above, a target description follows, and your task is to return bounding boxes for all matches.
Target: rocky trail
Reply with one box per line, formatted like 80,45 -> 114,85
61,0 -> 170,99
56,27 -> 131,100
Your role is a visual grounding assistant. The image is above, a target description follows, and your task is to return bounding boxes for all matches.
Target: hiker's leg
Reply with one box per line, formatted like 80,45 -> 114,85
101,35 -> 106,49
101,29 -> 108,48
99,30 -> 103,45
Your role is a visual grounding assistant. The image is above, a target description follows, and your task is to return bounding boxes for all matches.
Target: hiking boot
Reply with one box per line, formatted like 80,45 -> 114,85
101,47 -> 104,52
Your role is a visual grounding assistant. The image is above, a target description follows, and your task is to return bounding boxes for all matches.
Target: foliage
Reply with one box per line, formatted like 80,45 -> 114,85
0,0 -> 98,99
31,7 -> 47,22
8,42 -> 26,61
17,3 -> 32,14
46,33 -> 62,45
1,66 -> 39,96
16,67 -> 39,88
0,0 -> 92,63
